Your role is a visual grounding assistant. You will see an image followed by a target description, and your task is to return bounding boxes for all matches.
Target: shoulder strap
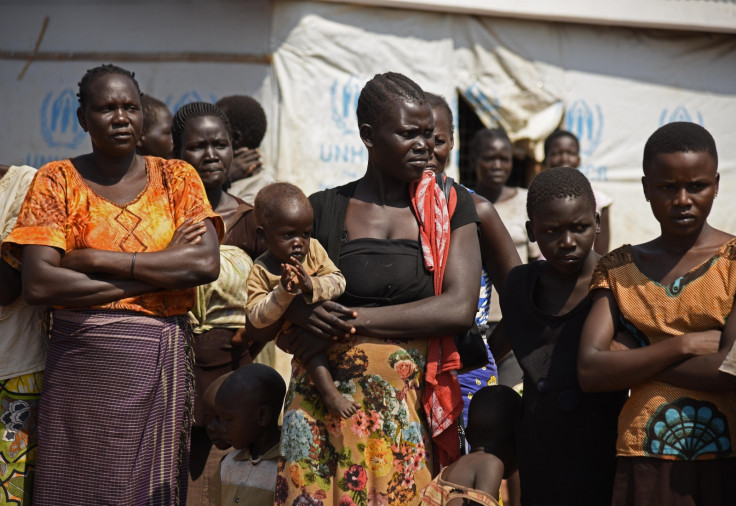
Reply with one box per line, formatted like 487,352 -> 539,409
435,173 -> 455,217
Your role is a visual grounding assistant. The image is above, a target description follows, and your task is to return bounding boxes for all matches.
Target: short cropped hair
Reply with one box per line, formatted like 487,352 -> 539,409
215,95 -> 268,150
254,182 -> 312,230
643,122 -> 717,173
543,130 -> 579,163
527,166 -> 596,218
140,94 -> 170,134
77,64 -> 141,110
469,128 -> 511,168
356,72 -> 426,128
217,364 -> 286,415
466,385 -> 521,450
426,92 -> 454,131
171,102 -> 232,157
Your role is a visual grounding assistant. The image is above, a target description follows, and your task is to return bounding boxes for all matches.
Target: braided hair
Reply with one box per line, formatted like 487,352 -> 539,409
425,92 -> 454,131
643,122 -> 717,173
356,72 -> 426,128
77,64 -> 141,110
526,166 -> 596,219
215,95 -> 267,150
171,102 -> 232,157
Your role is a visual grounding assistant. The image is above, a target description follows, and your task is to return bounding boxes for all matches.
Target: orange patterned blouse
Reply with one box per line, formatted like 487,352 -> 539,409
590,239 -> 736,461
2,156 -> 223,317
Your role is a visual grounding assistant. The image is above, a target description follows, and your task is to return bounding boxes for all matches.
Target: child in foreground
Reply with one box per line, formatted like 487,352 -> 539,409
500,167 -> 626,506
209,364 -> 285,506
578,122 -> 736,506
419,385 -> 521,506
246,182 -> 358,417
190,374 -> 232,506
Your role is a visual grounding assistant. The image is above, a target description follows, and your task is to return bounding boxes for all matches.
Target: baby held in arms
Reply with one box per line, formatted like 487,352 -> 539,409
246,182 -> 359,417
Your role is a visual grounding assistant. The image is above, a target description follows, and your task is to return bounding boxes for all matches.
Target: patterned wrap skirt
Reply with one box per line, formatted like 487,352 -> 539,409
275,336 -> 432,506
33,310 -> 194,505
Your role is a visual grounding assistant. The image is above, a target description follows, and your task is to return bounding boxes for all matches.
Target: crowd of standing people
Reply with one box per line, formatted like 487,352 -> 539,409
0,63 -> 735,506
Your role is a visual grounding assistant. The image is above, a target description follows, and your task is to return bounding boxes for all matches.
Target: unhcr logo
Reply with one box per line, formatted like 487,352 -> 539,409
41,89 -> 87,149
659,106 -> 703,126
330,77 -> 362,136
564,100 -> 603,157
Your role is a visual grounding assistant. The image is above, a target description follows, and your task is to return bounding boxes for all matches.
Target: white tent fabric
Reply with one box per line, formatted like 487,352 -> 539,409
272,0 -> 736,248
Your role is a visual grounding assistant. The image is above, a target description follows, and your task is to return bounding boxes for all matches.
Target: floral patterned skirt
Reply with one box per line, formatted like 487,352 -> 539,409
0,371 -> 42,505
275,336 -> 432,506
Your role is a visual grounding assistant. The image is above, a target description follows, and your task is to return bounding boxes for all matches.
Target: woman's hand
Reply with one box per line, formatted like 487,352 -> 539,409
678,329 -> 721,356
284,297 -> 357,340
167,218 -> 207,248
230,147 -> 262,181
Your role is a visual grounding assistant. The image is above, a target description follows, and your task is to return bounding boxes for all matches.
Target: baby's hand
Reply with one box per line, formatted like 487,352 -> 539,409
288,257 -> 313,294
280,263 -> 299,293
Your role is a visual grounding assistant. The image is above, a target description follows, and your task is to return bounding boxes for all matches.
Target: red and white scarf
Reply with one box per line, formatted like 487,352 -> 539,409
410,170 -> 463,470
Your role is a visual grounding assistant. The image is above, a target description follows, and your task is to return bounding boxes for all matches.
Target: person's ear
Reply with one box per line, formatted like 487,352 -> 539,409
231,130 -> 244,150
257,405 -> 273,427
256,226 -> 266,244
449,133 -> 455,152
715,172 -> 720,199
595,211 -> 601,234
360,124 -> 374,148
525,221 -> 536,243
77,107 -> 88,132
641,176 -> 650,202
137,133 -> 146,149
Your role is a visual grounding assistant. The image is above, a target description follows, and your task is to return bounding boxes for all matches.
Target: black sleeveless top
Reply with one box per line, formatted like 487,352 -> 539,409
309,180 -> 478,308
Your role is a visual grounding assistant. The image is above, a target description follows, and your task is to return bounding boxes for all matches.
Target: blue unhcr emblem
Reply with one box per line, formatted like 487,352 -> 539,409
659,106 -> 703,127
330,77 -> 362,136
564,100 -> 603,157
40,89 -> 87,149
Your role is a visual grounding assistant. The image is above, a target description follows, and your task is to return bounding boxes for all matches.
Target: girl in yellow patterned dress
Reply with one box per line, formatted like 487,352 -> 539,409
578,122 -> 736,506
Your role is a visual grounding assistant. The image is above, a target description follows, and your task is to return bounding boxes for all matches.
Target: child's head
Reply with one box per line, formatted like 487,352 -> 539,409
215,95 -> 267,151
137,94 -> 174,159
544,130 -> 580,170
215,364 -> 286,451
642,122 -> 719,236
465,385 -> 521,474
255,182 -> 313,264
526,167 -> 598,274
471,128 -> 514,190
203,372 -> 233,451
425,92 -> 454,174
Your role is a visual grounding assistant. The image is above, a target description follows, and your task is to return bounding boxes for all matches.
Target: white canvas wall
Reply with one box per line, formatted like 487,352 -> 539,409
0,0 -> 277,171
271,1 -> 736,248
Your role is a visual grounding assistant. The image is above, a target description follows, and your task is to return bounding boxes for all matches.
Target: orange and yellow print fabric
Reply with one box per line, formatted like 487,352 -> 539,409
2,156 -> 223,317
590,240 -> 736,460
